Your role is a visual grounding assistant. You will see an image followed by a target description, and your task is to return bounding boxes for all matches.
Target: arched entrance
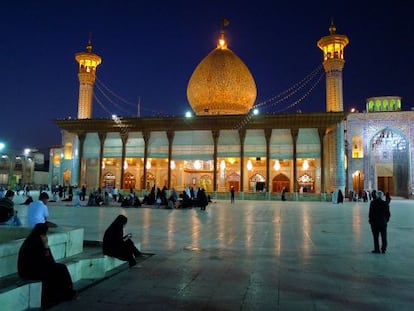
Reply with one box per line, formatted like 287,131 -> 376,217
102,172 -> 115,189
63,169 -> 71,186
226,172 -> 240,192
370,128 -> 409,196
352,170 -> 364,193
123,172 -> 136,190
142,172 -> 156,191
272,173 -> 290,193
249,173 -> 265,192
296,174 -> 314,193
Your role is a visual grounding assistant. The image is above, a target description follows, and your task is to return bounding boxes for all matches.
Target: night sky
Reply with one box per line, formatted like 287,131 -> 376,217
1,1 -> 413,155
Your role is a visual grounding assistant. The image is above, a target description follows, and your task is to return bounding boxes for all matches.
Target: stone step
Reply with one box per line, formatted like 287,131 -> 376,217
0,241 -> 150,311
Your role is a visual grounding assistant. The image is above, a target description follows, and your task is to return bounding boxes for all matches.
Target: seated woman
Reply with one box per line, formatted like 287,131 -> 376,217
103,215 -> 142,267
18,223 -> 77,309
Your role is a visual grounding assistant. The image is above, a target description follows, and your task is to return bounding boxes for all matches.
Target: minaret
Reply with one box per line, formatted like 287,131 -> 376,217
317,22 -> 349,193
75,41 -> 102,119
317,21 -> 349,112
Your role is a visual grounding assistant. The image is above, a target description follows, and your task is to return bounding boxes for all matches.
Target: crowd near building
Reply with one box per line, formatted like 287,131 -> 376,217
0,146 -> 48,192
39,22 -> 414,200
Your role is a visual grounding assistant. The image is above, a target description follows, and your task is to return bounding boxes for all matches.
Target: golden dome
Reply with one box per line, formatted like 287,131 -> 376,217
187,30 -> 257,115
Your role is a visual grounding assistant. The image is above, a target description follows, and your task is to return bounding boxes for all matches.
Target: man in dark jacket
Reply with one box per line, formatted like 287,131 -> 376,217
369,190 -> 391,253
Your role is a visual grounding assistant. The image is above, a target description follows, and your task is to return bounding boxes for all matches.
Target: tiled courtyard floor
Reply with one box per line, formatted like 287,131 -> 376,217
13,196 -> 414,311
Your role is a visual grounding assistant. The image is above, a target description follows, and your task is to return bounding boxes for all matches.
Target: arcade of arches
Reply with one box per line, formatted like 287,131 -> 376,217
98,156 -> 317,194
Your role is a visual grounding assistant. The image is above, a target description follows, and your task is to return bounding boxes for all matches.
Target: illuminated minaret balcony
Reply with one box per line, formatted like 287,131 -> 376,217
317,22 -> 349,112
75,41 -> 102,119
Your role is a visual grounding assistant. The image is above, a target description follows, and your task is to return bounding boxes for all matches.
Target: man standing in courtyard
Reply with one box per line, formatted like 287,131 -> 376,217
230,186 -> 235,204
369,190 -> 390,254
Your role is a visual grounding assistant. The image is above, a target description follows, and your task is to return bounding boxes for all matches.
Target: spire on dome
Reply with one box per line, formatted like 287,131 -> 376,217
217,18 -> 230,49
86,32 -> 93,53
329,18 -> 337,34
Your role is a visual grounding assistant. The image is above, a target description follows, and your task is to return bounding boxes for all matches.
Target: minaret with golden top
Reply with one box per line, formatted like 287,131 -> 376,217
75,40 -> 102,119
317,21 -> 349,112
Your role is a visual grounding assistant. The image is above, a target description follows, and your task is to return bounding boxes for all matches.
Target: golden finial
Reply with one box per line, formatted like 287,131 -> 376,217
218,18 -> 230,49
329,18 -> 336,34
86,32 -> 93,53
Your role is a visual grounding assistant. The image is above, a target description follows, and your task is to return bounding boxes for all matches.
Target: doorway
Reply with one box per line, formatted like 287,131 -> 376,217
377,176 -> 394,195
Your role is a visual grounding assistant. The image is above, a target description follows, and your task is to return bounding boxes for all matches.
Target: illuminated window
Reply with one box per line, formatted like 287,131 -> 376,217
390,99 -> 395,111
64,143 -> 72,160
352,136 -> 364,158
53,154 -> 61,165
383,100 -> 389,111
375,100 -> 381,111
368,100 -> 374,112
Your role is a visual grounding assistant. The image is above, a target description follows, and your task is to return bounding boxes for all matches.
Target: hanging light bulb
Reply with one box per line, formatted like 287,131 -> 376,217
170,160 -> 176,170
124,160 -> 128,170
220,160 -> 226,170
146,160 -> 151,170
302,159 -> 309,170
101,159 -> 105,169
247,159 -> 253,171
194,160 -> 201,170
274,160 -> 281,171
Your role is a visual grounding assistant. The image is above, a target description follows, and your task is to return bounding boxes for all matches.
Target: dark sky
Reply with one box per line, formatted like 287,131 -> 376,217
1,0 -> 413,154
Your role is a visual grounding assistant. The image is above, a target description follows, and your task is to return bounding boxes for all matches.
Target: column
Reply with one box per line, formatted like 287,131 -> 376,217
239,128 -> 246,194
212,130 -> 220,193
291,129 -> 299,194
77,132 -> 86,187
167,131 -> 175,189
334,122 -> 346,192
264,128 -> 272,196
318,128 -> 326,193
142,131 -> 150,190
120,132 -> 128,190
98,132 -> 106,188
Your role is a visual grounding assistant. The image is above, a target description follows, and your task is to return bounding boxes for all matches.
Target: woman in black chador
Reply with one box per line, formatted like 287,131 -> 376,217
18,223 -> 76,309
103,215 -> 142,267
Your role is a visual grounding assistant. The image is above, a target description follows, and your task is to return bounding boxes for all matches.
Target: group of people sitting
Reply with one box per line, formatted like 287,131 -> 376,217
179,187 -> 210,209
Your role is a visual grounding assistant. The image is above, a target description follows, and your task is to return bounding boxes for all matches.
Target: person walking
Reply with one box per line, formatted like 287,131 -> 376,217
230,186 -> 235,204
198,188 -> 208,211
369,190 -> 391,254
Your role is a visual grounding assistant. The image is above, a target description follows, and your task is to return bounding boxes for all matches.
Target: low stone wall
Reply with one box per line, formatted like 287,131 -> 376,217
0,226 -> 84,278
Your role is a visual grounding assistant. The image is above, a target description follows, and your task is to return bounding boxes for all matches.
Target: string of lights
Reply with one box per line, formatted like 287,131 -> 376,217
95,77 -> 136,108
95,78 -> 169,117
93,93 -> 118,117
254,64 -> 323,110
234,64 -> 324,130
93,93 -> 130,138
95,83 -> 134,115
273,71 -> 325,113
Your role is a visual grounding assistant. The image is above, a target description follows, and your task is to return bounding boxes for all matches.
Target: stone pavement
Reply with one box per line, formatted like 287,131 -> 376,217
13,197 -> 414,311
